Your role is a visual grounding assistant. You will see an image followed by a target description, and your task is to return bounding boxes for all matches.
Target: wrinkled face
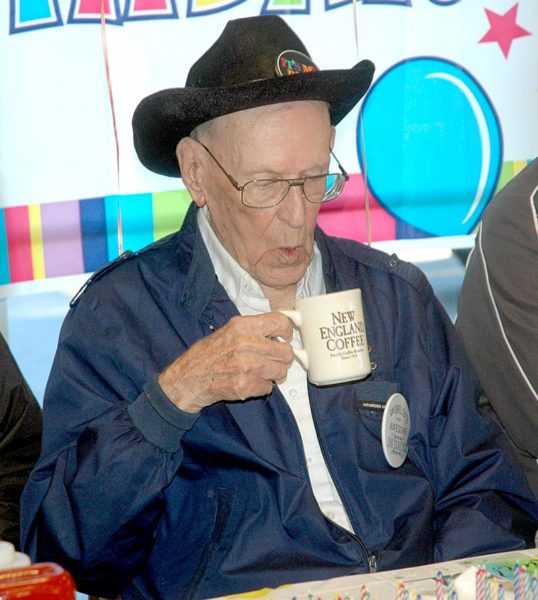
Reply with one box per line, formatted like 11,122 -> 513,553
188,101 -> 334,297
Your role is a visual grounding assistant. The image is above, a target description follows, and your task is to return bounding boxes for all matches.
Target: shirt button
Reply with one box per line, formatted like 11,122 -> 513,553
306,456 -> 312,464
289,388 -> 297,398
326,511 -> 336,521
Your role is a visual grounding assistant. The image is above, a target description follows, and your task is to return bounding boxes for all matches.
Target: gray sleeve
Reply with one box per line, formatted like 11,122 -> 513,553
456,159 -> 538,482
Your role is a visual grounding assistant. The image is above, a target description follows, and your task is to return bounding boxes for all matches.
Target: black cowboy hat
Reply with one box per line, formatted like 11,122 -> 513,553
132,14 -> 375,177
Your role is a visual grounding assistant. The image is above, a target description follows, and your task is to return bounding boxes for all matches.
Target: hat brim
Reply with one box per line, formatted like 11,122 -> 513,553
132,59 -> 374,177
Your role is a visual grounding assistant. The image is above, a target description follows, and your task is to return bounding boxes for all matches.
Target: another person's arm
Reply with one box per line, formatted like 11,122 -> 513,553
456,159 -> 538,497
0,333 -> 41,549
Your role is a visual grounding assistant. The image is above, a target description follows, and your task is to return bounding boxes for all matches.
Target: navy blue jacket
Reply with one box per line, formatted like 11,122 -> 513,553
21,204 -> 538,599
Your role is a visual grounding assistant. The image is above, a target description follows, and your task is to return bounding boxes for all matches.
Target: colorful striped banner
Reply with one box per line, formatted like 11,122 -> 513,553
153,190 -> 191,240
80,197 -> 108,273
4,205 -> 34,283
0,189 -> 192,285
495,160 -> 529,193
119,193 -> 154,253
0,211 -> 10,285
41,200 -> 84,278
0,160 -> 530,287
28,203 -> 45,279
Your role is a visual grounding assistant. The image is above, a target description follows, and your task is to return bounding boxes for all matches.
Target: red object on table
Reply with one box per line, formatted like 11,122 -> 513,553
0,563 -> 76,598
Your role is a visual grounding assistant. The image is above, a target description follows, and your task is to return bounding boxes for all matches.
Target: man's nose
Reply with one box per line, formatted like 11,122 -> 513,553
277,182 -> 307,227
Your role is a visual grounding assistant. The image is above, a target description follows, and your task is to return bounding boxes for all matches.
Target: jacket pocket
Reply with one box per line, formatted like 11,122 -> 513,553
184,487 -> 235,598
355,380 -> 401,439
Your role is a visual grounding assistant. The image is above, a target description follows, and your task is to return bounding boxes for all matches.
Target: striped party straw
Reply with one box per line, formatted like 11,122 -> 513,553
436,571 -> 445,600
485,574 -> 491,600
532,576 -> 538,600
514,564 -> 525,600
490,576 -> 498,600
523,565 -> 532,599
476,567 -> 486,600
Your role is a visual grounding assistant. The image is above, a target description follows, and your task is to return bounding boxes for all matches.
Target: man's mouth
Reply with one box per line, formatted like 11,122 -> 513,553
278,246 -> 301,262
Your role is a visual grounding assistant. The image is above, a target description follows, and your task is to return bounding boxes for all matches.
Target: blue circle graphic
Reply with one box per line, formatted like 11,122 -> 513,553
357,57 -> 502,236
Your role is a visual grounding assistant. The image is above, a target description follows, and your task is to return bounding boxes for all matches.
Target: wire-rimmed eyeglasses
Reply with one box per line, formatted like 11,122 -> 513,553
197,141 -> 349,209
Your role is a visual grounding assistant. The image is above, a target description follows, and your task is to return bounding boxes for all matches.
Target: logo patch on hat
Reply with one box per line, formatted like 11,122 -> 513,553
275,50 -> 319,77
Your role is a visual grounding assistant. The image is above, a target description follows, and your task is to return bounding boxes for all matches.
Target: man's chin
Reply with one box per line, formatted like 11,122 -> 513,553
256,264 -> 309,290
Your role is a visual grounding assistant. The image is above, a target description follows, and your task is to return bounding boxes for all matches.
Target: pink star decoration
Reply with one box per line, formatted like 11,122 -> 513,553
479,2 -> 532,58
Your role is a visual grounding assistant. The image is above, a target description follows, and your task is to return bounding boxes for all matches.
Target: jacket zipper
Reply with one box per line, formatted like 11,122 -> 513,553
204,320 -> 377,572
308,393 -> 377,573
278,391 -> 375,573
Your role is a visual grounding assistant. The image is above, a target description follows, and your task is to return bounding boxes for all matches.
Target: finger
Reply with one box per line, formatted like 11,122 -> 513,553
243,329 -> 295,368
256,336 -> 295,365
265,312 -> 295,340
273,318 -> 294,342
225,368 -> 275,401
228,312 -> 294,341
256,356 -> 293,386
230,352 -> 292,388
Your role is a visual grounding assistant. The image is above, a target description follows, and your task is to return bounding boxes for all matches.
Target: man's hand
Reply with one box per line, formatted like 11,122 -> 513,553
158,312 -> 295,413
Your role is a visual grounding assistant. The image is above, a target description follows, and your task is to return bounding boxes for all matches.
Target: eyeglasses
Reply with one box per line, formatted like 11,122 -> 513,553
197,141 -> 349,209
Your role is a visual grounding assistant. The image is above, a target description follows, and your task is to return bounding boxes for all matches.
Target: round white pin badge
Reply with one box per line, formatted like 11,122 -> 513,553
381,393 -> 410,468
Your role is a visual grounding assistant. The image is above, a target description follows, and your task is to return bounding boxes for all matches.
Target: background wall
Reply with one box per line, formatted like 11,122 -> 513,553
0,0 -> 536,403
1,0 -> 536,291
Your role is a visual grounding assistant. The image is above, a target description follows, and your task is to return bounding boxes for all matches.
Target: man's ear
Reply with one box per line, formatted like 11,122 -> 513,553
329,126 -> 336,150
176,138 -> 206,207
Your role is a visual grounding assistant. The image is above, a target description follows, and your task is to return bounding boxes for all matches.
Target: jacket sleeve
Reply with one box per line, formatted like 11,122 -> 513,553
20,299 -> 199,598
0,333 -> 42,549
423,295 -> 538,561
456,163 -> 538,495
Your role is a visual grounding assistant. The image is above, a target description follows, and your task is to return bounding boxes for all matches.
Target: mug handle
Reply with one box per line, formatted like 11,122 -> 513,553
279,310 -> 309,370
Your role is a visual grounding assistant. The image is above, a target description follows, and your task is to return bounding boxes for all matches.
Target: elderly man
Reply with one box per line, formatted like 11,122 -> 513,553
21,14 -> 538,600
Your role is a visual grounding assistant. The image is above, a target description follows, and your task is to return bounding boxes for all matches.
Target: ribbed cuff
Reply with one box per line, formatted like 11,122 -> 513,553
128,375 -> 200,452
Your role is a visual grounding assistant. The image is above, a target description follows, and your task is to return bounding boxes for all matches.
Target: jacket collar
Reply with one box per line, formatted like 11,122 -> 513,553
177,203 -> 232,322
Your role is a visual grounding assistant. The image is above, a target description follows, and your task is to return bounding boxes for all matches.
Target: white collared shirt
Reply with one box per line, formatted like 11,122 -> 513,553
198,206 -> 354,533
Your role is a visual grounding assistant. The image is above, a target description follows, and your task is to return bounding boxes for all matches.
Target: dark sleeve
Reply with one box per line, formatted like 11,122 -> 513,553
0,333 -> 42,549
456,159 -> 538,496
20,298 -> 199,598
423,297 -> 538,561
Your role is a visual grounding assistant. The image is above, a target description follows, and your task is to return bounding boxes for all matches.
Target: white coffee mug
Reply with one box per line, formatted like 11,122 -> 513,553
281,288 -> 371,386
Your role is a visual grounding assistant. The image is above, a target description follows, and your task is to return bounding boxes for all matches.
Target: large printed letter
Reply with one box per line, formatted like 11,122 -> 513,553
325,0 -> 411,7
123,0 -> 179,21
187,0 -> 247,18
67,0 -> 123,25
262,0 -> 310,15
10,0 -> 63,34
